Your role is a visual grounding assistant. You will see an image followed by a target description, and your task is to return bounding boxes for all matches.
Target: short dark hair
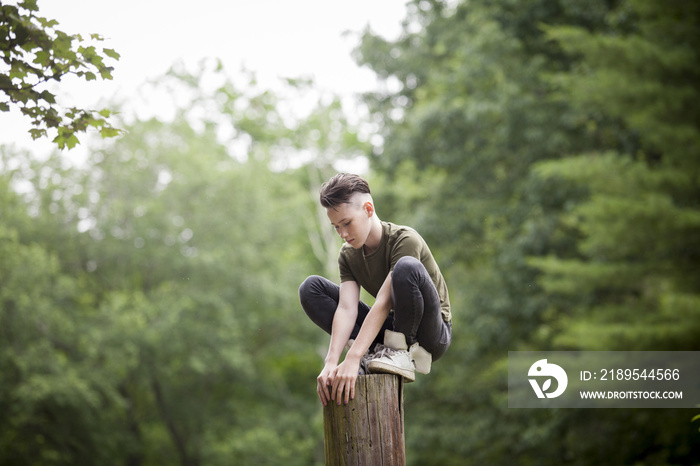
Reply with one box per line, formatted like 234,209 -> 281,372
319,173 -> 371,209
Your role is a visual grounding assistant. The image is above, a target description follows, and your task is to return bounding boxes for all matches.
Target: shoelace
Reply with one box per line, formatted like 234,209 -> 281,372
359,345 -> 384,373
367,344 -> 408,361
360,344 -> 411,373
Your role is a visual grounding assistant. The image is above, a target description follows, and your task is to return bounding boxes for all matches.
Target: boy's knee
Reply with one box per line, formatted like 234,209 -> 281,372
299,275 -> 315,292
299,275 -> 320,301
393,256 -> 422,280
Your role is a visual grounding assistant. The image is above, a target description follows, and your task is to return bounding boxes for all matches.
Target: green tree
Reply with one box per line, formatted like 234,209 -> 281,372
0,59 -> 375,465
532,0 -> 700,351
356,0 -> 700,464
355,0 -> 613,354
0,0 -> 121,148
0,149 -> 129,465
70,66 -> 326,465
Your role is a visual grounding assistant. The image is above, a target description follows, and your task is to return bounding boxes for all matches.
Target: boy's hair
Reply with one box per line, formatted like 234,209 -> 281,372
319,173 -> 371,209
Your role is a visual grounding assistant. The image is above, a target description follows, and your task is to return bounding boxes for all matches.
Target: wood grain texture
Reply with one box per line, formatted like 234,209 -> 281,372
323,374 -> 405,466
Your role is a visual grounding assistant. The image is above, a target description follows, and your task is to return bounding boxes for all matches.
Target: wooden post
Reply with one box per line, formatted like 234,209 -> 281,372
323,374 -> 405,466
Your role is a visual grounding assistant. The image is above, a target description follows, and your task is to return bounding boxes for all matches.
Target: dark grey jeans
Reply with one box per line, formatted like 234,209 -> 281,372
299,256 -> 451,360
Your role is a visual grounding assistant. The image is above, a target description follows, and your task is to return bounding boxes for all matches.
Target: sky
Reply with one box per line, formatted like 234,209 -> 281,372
1,0 -> 409,155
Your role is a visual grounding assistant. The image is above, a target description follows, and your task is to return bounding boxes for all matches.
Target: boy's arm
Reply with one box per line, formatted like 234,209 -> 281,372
331,272 -> 393,404
317,280 -> 360,406
325,280 -> 360,365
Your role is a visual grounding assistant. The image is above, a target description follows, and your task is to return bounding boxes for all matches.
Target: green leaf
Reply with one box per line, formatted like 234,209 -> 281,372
38,18 -> 59,28
33,50 -> 50,66
40,90 -> 56,104
64,133 -> 80,149
29,128 -> 46,139
86,116 -> 103,128
100,126 -> 121,138
9,64 -> 28,81
19,0 -> 39,11
0,102 -> 9,112
99,67 -> 114,80
103,48 -> 121,60
21,41 -> 39,53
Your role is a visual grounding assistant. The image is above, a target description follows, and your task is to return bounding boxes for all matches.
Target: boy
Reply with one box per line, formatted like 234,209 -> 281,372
299,173 -> 452,406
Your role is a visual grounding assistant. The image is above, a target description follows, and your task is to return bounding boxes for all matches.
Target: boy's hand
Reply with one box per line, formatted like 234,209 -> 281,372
331,356 -> 360,405
317,363 -> 337,406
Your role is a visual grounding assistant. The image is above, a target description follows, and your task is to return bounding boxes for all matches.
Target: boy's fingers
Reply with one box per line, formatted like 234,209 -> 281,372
324,380 -> 332,403
348,381 -> 355,403
344,374 -> 356,404
317,374 -> 332,405
329,369 -> 339,400
334,379 -> 344,405
317,381 -> 325,405
320,385 -> 328,405
334,381 -> 340,404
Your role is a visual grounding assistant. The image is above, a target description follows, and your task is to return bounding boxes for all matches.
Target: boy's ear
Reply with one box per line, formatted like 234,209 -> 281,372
363,201 -> 374,217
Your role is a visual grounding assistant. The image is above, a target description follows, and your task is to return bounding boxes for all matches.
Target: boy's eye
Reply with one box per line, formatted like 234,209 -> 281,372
344,221 -> 351,227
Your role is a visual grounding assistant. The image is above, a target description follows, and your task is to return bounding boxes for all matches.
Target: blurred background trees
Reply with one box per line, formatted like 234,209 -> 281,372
1,0 -> 698,464
355,0 -> 699,463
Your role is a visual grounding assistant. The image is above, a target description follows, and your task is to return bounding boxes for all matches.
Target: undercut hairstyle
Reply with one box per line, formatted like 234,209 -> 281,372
319,173 -> 371,209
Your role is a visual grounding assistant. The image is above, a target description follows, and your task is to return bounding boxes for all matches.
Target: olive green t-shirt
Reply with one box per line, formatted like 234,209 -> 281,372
338,221 -> 451,323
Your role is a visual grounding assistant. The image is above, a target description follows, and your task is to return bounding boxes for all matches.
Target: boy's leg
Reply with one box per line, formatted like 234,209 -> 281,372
390,257 -> 451,361
299,275 -> 392,346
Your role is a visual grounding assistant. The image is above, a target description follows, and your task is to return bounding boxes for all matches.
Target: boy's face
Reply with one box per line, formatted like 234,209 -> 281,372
326,196 -> 374,250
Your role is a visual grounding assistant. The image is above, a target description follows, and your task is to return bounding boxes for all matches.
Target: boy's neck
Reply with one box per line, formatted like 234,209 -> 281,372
362,217 -> 383,255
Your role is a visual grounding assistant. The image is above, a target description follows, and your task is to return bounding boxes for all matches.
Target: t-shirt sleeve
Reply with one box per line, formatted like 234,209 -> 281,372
389,230 -> 424,271
338,250 -> 355,283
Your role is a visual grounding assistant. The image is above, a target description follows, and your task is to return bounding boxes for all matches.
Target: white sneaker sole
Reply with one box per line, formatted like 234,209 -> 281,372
368,360 -> 416,382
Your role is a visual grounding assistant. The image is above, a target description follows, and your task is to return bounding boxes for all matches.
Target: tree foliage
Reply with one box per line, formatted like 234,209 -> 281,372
0,57 -> 375,464
0,0 -> 121,148
356,0 -> 700,464
525,0 -> 700,351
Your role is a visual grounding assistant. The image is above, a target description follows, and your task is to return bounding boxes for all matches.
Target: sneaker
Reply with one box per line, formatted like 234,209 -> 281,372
409,342 -> 432,375
367,330 -> 433,382
368,345 -> 416,382
358,343 -> 390,373
359,348 -> 376,375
